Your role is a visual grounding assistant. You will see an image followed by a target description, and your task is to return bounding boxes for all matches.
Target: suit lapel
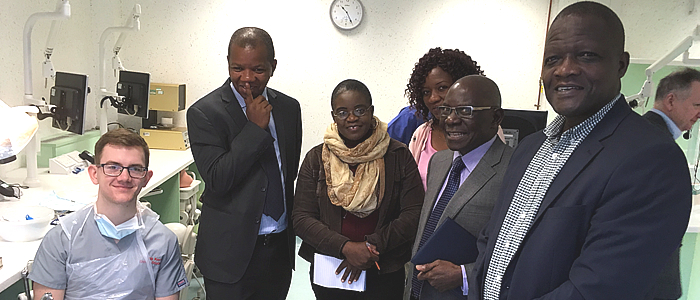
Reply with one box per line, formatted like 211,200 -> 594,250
412,150 -> 452,254
269,89 -> 289,180
532,98 -> 629,222
441,139 -> 505,223
222,80 -> 248,130
424,151 -> 453,209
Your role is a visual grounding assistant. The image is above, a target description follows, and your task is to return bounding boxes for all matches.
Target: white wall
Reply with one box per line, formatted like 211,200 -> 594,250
1,0 -> 697,158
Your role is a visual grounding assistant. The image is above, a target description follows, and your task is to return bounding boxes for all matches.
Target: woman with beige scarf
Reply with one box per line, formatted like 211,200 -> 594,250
293,79 -> 424,300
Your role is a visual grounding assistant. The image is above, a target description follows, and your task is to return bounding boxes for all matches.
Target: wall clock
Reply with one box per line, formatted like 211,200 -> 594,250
330,0 -> 363,30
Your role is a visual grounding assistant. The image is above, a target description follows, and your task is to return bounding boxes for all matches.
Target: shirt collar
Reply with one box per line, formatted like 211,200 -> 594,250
453,134 -> 497,173
650,108 -> 682,139
229,82 -> 269,110
544,93 -> 622,140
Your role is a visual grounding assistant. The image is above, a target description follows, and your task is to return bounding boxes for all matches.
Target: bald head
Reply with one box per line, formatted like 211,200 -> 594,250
228,27 -> 275,63
442,75 -> 504,155
552,1 -> 625,53
449,75 -> 502,107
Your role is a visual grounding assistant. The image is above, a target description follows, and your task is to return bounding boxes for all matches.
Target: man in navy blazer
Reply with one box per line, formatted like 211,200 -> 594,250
642,67 -> 700,300
468,2 -> 692,300
187,27 -> 302,299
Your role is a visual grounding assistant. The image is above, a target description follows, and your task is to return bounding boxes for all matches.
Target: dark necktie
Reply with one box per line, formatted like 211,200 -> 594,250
261,128 -> 284,220
411,156 -> 466,298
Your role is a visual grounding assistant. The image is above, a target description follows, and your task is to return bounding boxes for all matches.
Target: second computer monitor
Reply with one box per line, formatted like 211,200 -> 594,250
501,109 -> 548,148
50,72 -> 89,135
117,70 -> 150,118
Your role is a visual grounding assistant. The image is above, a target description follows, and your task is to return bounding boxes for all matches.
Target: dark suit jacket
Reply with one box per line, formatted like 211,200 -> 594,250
642,110 -> 682,299
405,138 -> 513,300
468,98 -> 692,300
187,79 -> 302,283
643,110 -> 674,137
293,139 -> 424,274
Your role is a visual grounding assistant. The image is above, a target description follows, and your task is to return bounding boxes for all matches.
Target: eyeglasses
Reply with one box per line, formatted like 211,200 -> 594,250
332,106 -> 373,120
98,164 -> 148,178
437,106 -> 494,118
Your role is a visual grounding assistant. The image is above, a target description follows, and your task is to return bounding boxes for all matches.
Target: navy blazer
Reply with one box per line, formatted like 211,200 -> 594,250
468,98 -> 692,299
187,79 -> 302,283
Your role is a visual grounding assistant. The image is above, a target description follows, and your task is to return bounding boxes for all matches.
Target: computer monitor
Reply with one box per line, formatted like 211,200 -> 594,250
501,109 -> 548,148
50,72 -> 89,135
117,70 -> 150,118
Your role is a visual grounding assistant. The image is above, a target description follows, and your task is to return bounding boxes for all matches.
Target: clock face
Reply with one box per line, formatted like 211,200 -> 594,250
330,0 -> 363,30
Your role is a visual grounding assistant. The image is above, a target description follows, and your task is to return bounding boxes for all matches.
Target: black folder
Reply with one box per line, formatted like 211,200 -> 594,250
411,217 -> 478,266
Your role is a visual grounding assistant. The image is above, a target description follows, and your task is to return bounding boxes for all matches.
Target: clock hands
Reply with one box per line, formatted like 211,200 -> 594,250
340,6 -> 353,24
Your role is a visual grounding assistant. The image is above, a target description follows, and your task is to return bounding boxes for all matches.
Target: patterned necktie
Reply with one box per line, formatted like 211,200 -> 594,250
261,128 -> 284,220
411,156 -> 466,298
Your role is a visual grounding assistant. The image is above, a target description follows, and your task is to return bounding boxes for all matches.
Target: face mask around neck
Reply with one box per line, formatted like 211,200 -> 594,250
94,212 -> 142,240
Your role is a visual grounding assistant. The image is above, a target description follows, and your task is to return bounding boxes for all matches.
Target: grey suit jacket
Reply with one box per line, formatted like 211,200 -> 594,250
404,138 -> 513,300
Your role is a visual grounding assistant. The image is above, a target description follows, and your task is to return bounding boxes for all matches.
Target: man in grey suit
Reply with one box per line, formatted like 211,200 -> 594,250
642,67 -> 700,300
407,75 -> 513,300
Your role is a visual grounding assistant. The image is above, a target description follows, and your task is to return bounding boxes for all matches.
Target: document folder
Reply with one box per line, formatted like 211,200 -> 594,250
411,217 -> 478,266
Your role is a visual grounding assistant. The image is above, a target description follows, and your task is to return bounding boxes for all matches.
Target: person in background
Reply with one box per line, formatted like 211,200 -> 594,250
187,27 -> 302,299
642,67 -> 700,300
387,105 -> 425,145
468,2 -> 692,299
405,48 -> 485,189
30,128 -> 188,300
644,67 -> 700,139
406,75 -> 513,300
293,79 -> 424,300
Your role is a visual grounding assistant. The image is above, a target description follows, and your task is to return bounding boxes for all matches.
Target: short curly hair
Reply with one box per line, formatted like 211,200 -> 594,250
406,48 -> 484,122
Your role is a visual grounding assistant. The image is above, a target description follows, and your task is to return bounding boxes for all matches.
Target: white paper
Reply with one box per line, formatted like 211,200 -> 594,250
313,253 -> 366,292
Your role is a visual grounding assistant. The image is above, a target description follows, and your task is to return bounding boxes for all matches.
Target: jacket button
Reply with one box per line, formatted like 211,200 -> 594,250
261,187 -> 266,192
255,218 -> 260,224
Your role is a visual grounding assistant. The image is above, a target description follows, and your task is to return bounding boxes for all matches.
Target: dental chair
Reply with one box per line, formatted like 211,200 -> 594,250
164,222 -> 203,299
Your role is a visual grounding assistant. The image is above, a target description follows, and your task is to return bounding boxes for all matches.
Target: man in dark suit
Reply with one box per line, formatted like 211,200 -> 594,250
644,67 -> 700,139
642,67 -> 700,300
406,75 -> 513,300
187,27 -> 302,299
468,2 -> 692,300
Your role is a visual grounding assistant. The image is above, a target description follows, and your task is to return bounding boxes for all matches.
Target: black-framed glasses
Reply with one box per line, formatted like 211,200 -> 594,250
332,105 -> 373,120
98,164 -> 148,178
437,106 -> 494,118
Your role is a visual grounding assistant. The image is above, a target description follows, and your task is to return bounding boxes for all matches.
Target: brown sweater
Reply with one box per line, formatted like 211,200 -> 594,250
292,139 -> 424,274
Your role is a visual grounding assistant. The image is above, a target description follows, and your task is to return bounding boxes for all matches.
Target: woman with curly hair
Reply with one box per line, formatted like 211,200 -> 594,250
406,47 -> 484,189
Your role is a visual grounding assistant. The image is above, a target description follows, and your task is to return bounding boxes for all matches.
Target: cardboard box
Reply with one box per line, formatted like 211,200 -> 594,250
140,127 -> 189,150
149,83 -> 185,112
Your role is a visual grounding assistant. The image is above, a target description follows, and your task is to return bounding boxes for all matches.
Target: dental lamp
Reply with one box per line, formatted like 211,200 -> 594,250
98,4 -> 142,135
626,25 -> 700,109
0,99 -> 39,200
22,0 -> 71,188
0,100 -> 38,164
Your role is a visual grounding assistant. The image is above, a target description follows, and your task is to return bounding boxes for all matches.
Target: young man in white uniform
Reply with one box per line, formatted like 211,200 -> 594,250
29,128 -> 188,300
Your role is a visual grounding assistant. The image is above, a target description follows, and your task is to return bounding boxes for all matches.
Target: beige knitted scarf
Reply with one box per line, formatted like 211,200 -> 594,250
322,116 -> 390,218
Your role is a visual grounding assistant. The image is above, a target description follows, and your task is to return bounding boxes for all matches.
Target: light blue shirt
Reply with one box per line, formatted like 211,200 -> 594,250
650,108 -> 683,140
432,134 -> 497,295
230,83 -> 287,234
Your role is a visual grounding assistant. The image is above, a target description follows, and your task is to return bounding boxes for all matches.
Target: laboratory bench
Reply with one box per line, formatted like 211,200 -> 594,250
0,148 -> 194,298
